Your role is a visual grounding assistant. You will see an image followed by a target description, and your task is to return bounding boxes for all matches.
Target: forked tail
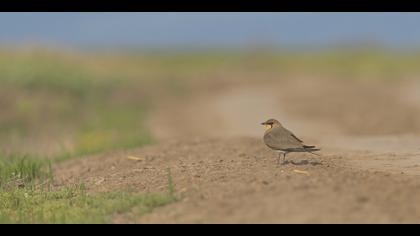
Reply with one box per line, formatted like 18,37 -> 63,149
303,145 -> 321,156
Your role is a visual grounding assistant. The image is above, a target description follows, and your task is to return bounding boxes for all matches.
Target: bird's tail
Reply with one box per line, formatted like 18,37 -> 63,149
303,145 -> 321,156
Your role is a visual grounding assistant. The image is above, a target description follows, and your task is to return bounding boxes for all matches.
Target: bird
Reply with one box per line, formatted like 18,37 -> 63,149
261,118 -> 320,165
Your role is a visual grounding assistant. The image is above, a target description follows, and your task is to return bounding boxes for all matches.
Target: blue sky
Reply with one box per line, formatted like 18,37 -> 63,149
1,13 -> 420,49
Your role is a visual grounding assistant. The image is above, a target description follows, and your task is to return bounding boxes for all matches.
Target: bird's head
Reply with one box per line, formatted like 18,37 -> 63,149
261,119 -> 282,130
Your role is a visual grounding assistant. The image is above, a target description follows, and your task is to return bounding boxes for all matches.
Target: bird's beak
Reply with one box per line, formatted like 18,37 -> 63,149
261,122 -> 266,125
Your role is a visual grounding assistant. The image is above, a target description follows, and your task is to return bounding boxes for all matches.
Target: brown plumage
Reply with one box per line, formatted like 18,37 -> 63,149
261,118 -> 320,165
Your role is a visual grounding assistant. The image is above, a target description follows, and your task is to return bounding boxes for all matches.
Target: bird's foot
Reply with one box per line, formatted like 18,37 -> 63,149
277,160 -> 289,166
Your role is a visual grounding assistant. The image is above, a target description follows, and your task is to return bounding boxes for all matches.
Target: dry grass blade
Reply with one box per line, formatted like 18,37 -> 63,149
127,156 -> 146,161
293,169 -> 310,176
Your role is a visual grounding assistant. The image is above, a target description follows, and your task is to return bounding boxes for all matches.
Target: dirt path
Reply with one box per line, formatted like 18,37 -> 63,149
55,78 -> 420,223
150,79 -> 420,175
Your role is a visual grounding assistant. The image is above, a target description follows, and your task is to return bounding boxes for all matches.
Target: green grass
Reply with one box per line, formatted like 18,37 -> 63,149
0,155 -> 53,190
0,49 -> 157,158
0,154 -> 178,224
0,184 -> 176,224
166,168 -> 176,198
0,156 -> 177,224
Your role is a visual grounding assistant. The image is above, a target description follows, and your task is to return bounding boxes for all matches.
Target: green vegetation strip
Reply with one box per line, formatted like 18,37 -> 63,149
0,186 -> 176,224
0,156 -> 177,224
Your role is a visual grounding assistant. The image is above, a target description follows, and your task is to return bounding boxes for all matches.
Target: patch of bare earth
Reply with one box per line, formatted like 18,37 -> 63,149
55,78 -> 420,223
55,137 -> 420,223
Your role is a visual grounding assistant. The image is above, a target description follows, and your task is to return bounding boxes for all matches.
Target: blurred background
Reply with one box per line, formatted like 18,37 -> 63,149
2,12 -> 420,160
2,13 -> 420,49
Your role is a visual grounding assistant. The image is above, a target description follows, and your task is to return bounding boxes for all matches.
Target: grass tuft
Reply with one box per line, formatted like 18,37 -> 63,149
167,168 -> 176,201
0,184 -> 175,224
0,155 -> 52,190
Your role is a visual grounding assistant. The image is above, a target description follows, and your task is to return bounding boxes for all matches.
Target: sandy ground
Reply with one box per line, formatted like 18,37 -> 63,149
55,78 -> 420,223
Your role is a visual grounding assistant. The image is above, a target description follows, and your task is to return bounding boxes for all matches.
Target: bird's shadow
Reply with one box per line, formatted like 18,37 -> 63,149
289,160 -> 322,166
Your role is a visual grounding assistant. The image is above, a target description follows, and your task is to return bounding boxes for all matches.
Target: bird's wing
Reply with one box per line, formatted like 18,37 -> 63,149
290,132 -> 303,143
264,127 -> 304,150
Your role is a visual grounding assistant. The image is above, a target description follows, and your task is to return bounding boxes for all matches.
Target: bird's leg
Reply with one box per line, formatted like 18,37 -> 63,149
282,152 -> 287,165
277,152 -> 282,166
